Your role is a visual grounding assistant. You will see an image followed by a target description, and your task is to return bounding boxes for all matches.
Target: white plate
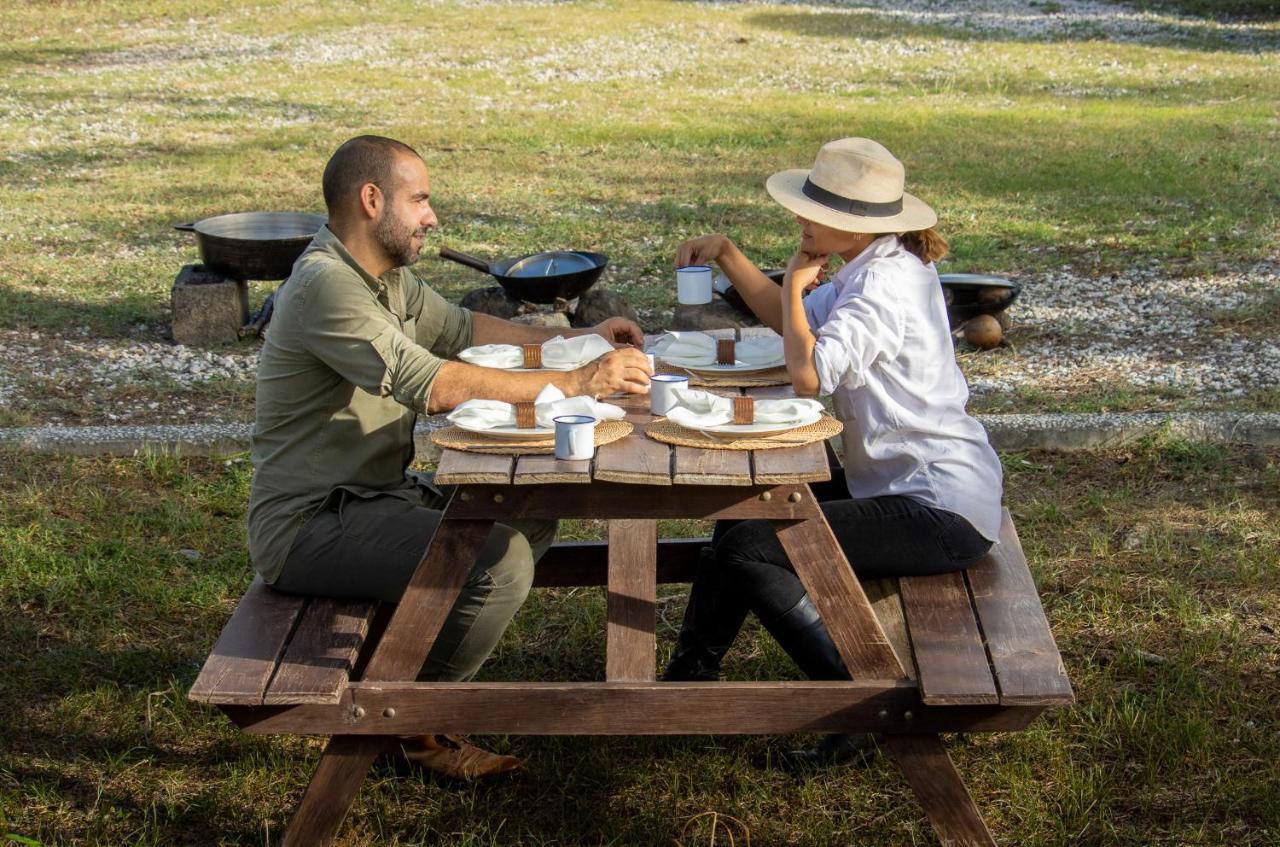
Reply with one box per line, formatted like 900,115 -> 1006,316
690,411 -> 823,439
453,420 -> 553,439
662,358 -> 787,376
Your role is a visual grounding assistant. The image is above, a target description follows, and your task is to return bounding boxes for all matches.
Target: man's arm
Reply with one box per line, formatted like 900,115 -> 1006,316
470,312 -> 645,348
427,347 -> 651,413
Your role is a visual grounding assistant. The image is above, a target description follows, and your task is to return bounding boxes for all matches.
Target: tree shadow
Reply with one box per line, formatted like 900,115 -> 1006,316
735,4 -> 1279,53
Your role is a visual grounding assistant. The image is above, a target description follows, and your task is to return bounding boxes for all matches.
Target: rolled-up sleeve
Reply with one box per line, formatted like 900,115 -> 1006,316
811,271 -> 904,397
295,272 -> 446,413
405,273 -> 474,358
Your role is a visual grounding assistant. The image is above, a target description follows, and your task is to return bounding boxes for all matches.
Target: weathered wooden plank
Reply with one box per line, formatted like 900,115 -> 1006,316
282,735 -> 385,847
967,509 -> 1074,705
360,519 -> 494,682
900,572 -> 999,706
594,426 -> 672,485
533,538 -> 706,587
189,578 -> 306,706
742,383 -> 797,401
227,681 -> 1045,736
264,598 -> 379,706
862,577 -> 916,681
606,520 -> 658,681
445,482 -> 814,521
774,509 -> 907,681
433,450 -> 513,485
673,446 -> 753,486
883,735 -> 997,847
751,442 -> 831,484
513,453 -> 592,484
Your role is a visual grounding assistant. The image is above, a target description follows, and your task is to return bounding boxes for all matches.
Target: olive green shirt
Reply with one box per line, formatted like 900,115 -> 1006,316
248,226 -> 474,582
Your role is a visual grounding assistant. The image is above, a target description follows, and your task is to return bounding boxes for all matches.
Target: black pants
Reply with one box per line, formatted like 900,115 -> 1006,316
690,473 -> 993,654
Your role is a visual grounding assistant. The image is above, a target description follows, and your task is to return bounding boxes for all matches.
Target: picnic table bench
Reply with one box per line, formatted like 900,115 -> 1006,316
190,383 -> 1073,846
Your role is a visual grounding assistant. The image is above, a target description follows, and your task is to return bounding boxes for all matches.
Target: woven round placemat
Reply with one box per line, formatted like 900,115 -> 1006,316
644,415 -> 843,451
432,419 -> 633,455
655,361 -> 791,388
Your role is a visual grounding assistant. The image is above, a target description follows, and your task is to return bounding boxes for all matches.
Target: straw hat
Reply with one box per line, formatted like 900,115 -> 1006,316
765,138 -> 936,233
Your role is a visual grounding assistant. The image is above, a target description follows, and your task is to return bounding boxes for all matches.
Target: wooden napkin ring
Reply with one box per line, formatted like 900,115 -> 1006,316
716,339 -> 736,365
522,344 -> 543,369
515,401 -> 537,429
732,396 -> 754,425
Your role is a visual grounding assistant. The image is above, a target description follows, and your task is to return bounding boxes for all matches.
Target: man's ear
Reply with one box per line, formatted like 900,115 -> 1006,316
357,182 -> 383,220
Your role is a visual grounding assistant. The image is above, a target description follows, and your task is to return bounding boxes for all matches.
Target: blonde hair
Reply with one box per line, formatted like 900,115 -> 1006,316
898,227 -> 948,265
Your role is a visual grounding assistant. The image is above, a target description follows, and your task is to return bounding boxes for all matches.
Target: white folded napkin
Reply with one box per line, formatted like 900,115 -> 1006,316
664,387 -> 823,429
647,331 -> 784,368
457,334 -> 614,370
447,383 -> 625,431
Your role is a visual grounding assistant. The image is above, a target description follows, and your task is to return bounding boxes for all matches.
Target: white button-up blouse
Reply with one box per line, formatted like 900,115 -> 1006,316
802,235 -> 1004,542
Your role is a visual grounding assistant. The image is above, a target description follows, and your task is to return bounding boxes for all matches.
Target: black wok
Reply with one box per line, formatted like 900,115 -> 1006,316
939,273 -> 1021,330
439,246 -> 607,304
175,212 -> 326,281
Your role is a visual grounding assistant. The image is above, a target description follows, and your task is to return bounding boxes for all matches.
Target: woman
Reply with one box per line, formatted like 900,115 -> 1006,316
665,138 -> 1004,766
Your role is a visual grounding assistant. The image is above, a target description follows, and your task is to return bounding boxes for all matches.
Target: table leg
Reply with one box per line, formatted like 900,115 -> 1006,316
773,500 -> 905,680
606,519 -> 658,681
282,735 -> 385,847
883,734 -> 997,847
282,516 -> 496,846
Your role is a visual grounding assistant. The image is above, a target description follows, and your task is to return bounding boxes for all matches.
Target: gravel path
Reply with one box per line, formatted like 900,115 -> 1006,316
1,257 -> 1277,424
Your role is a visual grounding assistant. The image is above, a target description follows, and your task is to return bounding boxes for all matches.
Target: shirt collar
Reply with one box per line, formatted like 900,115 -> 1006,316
310,225 -> 397,293
831,235 -> 899,288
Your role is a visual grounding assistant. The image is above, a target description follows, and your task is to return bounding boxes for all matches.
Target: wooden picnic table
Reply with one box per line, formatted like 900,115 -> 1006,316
192,377 -> 1073,846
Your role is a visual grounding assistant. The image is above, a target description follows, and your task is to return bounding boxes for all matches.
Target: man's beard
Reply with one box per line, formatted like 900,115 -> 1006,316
374,211 -> 422,268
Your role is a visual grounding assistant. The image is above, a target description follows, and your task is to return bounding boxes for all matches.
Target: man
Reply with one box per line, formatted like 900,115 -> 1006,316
248,135 -> 651,779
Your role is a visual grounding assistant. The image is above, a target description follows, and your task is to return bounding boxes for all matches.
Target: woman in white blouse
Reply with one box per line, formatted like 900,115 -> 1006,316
664,138 -> 1004,767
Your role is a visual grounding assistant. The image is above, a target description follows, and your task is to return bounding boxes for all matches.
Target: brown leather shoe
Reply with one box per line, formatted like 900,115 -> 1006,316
392,734 -> 523,781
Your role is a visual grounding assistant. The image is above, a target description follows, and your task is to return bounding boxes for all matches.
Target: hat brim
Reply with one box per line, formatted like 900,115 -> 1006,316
765,169 -> 937,233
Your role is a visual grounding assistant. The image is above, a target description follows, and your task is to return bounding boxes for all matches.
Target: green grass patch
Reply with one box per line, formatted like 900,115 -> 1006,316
2,444 -> 1277,844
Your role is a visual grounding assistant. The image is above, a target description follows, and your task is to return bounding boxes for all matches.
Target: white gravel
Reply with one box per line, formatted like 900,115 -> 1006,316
1,257 -> 1277,424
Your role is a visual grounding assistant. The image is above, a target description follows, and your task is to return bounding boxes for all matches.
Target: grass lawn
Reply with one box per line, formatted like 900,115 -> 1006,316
1,439 -> 1277,845
1,0 -> 1279,418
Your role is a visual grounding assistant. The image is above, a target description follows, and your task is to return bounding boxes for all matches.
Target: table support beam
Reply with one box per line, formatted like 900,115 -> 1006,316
606,520 -> 658,681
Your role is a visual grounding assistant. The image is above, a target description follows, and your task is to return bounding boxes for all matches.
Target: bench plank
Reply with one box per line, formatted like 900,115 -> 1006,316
264,598 -> 379,705
189,578 -> 306,705
594,425 -> 672,485
967,509 -> 1074,706
673,446 -> 753,486
900,572 -> 999,706
862,577 -> 917,680
513,454 -> 592,484
433,450 -> 513,485
751,442 -> 830,485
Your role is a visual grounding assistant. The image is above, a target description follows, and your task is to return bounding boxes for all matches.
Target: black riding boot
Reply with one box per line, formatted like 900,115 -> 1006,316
759,593 -> 880,769
662,547 -> 750,681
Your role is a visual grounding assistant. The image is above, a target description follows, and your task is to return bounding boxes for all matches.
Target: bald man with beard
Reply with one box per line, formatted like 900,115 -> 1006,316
248,135 -> 651,779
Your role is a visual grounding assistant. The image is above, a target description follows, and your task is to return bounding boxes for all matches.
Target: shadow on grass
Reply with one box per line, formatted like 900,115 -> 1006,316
735,5 -> 1279,53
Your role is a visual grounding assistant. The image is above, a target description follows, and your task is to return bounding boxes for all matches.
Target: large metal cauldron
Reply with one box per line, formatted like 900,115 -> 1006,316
175,212 -> 326,280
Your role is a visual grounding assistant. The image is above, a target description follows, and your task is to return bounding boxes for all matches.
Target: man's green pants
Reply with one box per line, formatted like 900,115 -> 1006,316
272,483 -> 556,682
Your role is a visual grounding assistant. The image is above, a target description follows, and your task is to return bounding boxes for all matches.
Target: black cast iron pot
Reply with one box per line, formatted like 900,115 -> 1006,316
175,212 -> 327,281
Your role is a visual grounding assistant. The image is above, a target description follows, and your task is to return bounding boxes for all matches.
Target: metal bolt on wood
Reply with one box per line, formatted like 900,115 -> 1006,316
353,706 -> 365,719
878,709 -> 889,719
759,491 -> 772,501
459,492 -> 471,501
493,493 -> 505,503
788,491 -> 802,503
383,708 -> 396,718
904,710 -> 915,721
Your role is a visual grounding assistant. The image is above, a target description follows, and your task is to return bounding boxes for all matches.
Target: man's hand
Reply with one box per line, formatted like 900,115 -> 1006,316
573,347 -> 652,397
588,315 -> 645,348
785,249 -> 829,294
675,234 -> 734,269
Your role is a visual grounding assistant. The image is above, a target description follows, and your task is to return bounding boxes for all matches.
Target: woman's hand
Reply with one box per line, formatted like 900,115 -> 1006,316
675,234 -> 734,268
784,249 -> 830,293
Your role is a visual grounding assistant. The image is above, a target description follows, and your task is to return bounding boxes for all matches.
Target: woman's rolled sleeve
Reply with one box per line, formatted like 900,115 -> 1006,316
811,277 -> 904,397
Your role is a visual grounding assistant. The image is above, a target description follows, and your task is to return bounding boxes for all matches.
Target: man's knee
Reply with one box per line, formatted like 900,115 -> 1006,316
478,523 -> 537,603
